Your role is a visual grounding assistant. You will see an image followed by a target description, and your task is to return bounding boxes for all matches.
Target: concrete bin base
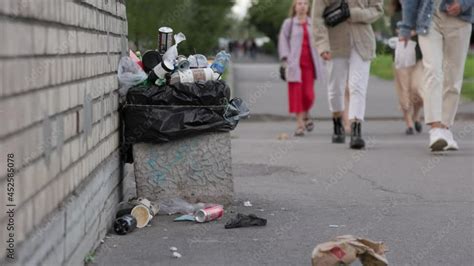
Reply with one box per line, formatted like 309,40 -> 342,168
133,132 -> 234,205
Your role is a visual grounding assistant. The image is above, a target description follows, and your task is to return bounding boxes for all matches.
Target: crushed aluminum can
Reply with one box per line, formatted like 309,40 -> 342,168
194,205 -> 224,223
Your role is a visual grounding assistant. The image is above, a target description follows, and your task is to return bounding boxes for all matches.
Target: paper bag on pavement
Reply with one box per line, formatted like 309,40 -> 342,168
311,235 -> 388,266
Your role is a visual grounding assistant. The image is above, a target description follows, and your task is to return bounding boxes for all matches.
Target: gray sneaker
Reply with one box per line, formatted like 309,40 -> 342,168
429,128 -> 448,152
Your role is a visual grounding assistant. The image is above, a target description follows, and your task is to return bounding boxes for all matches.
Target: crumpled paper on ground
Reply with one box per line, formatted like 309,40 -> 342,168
311,235 -> 388,266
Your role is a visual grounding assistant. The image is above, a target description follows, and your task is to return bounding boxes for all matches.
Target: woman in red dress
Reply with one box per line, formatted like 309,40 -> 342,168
278,0 -> 323,136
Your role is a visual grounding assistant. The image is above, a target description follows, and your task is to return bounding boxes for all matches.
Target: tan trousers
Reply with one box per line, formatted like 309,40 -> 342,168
394,61 -> 424,113
418,12 -> 472,127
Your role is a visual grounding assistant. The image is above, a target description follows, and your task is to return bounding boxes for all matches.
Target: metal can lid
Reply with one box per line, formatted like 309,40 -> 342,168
194,209 -> 207,223
159,27 -> 173,33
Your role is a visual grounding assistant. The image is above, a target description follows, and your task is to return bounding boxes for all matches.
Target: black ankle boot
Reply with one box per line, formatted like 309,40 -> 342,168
332,117 -> 345,143
350,121 -> 365,149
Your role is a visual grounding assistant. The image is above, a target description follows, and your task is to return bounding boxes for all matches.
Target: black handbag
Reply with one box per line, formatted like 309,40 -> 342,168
323,0 -> 351,27
279,63 -> 287,81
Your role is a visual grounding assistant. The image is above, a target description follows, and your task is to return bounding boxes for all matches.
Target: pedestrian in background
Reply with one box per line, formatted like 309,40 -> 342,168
250,39 -> 258,60
399,0 -> 473,151
391,0 -> 424,135
312,0 -> 384,149
278,0 -> 324,136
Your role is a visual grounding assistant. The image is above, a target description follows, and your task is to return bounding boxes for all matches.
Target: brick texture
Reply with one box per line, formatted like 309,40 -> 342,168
0,0 -> 127,264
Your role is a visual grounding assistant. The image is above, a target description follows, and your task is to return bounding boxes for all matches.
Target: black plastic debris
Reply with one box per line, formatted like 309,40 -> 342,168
225,213 -> 267,229
114,215 -> 138,235
142,50 -> 162,73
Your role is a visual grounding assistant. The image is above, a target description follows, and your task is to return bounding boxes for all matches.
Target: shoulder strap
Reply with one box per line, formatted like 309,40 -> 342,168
287,17 -> 293,49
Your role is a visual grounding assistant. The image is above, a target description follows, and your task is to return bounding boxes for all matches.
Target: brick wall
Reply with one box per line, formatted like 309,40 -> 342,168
0,0 -> 127,264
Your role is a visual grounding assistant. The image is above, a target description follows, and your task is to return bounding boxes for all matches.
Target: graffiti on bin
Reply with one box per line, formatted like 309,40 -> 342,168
146,139 -> 199,186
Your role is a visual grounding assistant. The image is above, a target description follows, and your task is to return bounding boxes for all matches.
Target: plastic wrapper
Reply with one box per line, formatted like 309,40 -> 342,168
117,57 -> 148,95
158,198 -> 205,215
162,32 -> 186,64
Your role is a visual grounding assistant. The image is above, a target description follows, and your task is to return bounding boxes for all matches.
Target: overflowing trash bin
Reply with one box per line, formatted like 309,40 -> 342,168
115,28 -> 248,234
118,31 -> 248,159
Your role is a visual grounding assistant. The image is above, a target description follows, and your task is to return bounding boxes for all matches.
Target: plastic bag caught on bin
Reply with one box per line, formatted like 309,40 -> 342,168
224,98 -> 250,122
118,57 -> 148,95
162,32 -> 186,64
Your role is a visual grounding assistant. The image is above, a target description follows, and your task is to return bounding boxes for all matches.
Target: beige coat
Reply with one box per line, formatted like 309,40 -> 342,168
311,0 -> 384,61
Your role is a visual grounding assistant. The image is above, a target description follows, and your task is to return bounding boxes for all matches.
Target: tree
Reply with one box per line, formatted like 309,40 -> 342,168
247,0 -> 292,46
126,0 -> 235,55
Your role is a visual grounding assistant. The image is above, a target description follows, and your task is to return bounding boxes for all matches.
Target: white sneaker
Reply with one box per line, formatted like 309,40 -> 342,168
443,129 -> 459,151
429,128 -> 448,152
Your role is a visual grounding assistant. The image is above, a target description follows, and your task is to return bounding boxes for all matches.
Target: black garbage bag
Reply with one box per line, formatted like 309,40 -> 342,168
123,105 -> 236,143
122,80 -> 248,145
126,80 -> 230,106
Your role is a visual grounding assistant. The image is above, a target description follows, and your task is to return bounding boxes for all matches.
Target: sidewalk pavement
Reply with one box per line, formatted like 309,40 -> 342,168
93,120 -> 474,266
93,54 -> 473,266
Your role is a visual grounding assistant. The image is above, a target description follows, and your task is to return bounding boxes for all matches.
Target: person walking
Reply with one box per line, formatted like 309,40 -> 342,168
278,0 -> 324,136
312,0 -> 384,149
391,0 -> 424,135
399,0 -> 473,151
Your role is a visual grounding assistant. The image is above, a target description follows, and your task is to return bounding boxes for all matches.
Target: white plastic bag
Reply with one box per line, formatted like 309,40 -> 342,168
162,32 -> 186,64
395,40 -> 417,69
117,57 -> 147,95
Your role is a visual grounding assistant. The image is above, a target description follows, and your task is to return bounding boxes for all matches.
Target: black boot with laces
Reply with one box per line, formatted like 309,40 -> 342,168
350,121 -> 365,150
332,117 -> 345,143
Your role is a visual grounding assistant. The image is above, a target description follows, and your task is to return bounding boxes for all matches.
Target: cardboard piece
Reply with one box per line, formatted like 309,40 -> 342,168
311,235 -> 388,266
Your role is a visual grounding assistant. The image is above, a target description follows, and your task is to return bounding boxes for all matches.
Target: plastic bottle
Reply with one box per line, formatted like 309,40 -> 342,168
210,51 -> 231,74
